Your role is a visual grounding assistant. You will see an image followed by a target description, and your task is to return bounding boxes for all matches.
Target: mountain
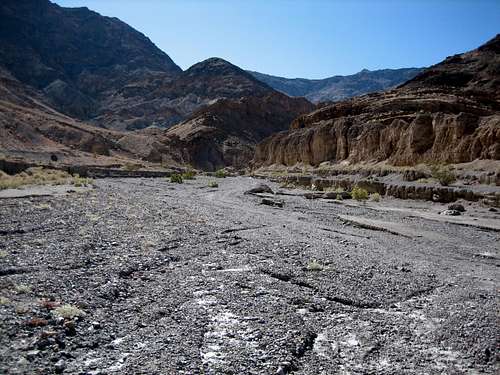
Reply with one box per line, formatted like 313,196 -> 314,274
254,35 -> 500,168
0,0 -> 314,170
96,57 -> 277,130
0,0 -> 181,127
249,68 -> 423,103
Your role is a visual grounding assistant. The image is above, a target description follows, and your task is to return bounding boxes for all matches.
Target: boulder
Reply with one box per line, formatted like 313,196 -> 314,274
448,203 -> 466,212
261,198 -> 283,208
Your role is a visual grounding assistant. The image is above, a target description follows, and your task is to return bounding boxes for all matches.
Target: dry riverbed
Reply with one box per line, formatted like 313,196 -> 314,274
0,176 -> 498,374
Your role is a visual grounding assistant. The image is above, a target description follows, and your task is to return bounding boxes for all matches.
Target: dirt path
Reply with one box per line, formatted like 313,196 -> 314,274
0,176 -> 498,374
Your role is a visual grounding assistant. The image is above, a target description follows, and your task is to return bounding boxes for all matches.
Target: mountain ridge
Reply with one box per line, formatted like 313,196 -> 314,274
248,67 -> 423,103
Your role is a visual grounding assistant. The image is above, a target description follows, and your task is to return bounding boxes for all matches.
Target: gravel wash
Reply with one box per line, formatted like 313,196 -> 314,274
0,176 -> 498,374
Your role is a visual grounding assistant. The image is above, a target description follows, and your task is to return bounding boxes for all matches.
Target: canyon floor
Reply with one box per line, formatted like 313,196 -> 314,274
0,176 -> 499,374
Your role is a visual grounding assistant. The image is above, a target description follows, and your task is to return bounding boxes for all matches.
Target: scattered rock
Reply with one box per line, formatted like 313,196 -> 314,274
54,359 -> 66,373
441,209 -> 461,216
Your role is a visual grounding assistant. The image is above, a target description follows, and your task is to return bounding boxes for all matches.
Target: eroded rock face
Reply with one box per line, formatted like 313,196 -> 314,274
254,35 -> 500,167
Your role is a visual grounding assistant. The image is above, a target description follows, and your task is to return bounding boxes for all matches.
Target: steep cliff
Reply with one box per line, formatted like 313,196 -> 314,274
254,35 -> 500,168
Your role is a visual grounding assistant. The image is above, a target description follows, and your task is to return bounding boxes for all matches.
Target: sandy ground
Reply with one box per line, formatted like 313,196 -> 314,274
0,176 -> 498,374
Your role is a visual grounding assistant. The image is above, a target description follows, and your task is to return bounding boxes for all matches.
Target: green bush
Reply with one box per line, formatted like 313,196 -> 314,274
352,186 -> 369,201
170,173 -> 183,183
208,181 -> 218,188
182,170 -> 196,180
430,165 -> 456,186
214,169 -> 227,178
370,192 -> 381,202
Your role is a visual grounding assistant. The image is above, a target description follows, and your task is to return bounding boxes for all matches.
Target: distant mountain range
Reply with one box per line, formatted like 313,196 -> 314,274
248,68 -> 424,103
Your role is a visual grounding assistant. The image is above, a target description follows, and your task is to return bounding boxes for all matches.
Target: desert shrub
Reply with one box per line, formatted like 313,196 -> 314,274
182,170 -> 196,180
53,304 -> 85,319
0,296 -> 10,305
170,173 -> 183,183
430,165 -> 456,186
208,181 -> 218,188
214,169 -> 227,178
72,177 -> 93,187
14,284 -> 32,294
306,260 -> 324,271
351,186 -> 369,201
310,183 -> 323,191
370,192 -> 381,202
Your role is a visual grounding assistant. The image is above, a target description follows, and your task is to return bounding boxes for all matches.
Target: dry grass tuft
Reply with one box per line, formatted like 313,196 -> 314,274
0,167 -> 93,190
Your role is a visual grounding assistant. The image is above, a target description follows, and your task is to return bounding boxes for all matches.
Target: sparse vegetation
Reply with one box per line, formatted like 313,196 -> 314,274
214,169 -> 227,178
0,167 -> 93,190
53,304 -> 86,319
430,164 -> 456,186
370,192 -> 381,202
351,186 -> 369,201
208,181 -> 219,188
306,260 -> 324,271
170,173 -> 183,183
72,175 -> 94,187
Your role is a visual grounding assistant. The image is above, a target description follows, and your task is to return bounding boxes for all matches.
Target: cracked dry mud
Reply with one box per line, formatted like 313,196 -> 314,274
0,176 -> 498,374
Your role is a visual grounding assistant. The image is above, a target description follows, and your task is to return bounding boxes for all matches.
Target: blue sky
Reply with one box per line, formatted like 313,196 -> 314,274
54,0 -> 499,79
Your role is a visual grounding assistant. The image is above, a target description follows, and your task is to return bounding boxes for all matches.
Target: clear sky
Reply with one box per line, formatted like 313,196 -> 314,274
53,0 -> 499,79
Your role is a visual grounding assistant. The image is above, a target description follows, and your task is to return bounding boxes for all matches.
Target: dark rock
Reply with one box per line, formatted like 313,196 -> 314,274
245,184 -> 274,195
261,198 -> 284,208
448,203 -> 466,212
54,359 -> 66,374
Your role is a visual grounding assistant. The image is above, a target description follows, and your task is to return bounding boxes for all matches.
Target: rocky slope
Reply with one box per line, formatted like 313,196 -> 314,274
0,67 -> 114,162
112,92 -> 314,171
160,92 -> 314,170
254,35 -> 500,168
249,68 -> 423,103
